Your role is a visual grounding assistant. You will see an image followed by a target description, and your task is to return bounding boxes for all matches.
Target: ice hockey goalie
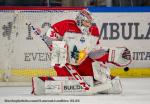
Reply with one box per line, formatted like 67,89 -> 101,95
32,9 -> 132,95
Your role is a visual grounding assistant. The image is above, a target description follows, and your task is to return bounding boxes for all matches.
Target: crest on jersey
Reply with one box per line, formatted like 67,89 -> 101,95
71,45 -> 87,65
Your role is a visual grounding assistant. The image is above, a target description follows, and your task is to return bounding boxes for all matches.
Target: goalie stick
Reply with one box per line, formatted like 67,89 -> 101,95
64,64 -> 90,91
64,64 -> 113,94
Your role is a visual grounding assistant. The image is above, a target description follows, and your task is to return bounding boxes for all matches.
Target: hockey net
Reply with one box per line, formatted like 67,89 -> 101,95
0,6 -> 84,86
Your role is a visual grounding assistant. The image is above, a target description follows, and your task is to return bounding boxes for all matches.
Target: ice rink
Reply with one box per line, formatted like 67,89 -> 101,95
0,78 -> 150,104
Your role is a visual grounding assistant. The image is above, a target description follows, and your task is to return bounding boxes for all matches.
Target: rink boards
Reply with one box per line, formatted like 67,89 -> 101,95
88,7 -> 150,77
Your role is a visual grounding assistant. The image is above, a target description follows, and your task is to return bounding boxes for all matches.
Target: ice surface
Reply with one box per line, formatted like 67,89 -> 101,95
0,78 -> 150,104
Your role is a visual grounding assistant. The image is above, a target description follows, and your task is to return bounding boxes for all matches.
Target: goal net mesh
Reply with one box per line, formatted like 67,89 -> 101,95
0,7 -> 82,86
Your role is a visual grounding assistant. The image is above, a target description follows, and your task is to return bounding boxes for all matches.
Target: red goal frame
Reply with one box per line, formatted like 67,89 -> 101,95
0,6 -> 86,10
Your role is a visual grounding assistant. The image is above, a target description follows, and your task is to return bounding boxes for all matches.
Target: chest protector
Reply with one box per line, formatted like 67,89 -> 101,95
63,32 -> 98,65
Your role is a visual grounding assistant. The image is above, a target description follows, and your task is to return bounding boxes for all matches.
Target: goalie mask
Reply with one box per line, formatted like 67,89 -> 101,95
76,9 -> 93,35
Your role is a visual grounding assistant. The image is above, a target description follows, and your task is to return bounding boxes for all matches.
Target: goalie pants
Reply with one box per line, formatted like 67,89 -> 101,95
54,57 -> 94,76
54,53 -> 109,77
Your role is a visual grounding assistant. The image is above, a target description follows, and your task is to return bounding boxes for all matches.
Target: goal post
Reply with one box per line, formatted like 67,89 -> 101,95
0,6 -> 84,86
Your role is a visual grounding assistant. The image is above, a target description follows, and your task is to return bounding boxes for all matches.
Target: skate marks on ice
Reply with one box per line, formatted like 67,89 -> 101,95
0,78 -> 150,104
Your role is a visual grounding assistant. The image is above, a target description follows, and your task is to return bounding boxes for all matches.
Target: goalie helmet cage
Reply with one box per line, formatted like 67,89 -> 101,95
0,6 -> 85,86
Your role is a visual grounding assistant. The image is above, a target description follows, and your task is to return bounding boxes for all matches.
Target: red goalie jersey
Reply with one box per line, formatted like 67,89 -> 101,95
47,19 -> 109,77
